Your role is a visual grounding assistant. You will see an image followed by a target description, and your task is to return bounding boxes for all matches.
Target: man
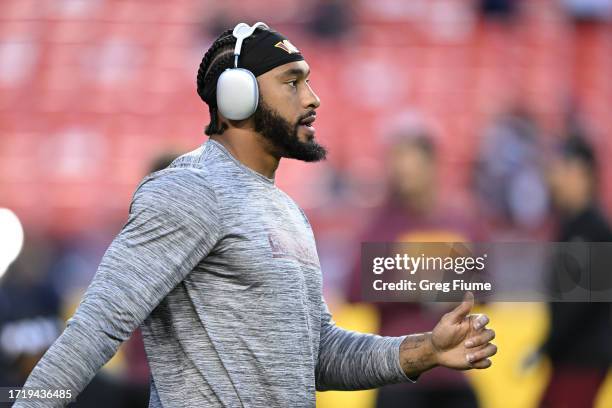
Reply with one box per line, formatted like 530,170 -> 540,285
15,24 -> 497,407
536,135 -> 611,407
349,132 -> 483,407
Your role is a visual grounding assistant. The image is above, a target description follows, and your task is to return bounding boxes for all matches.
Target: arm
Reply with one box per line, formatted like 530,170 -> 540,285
315,297 -> 413,391
13,170 -> 221,407
316,292 -> 497,391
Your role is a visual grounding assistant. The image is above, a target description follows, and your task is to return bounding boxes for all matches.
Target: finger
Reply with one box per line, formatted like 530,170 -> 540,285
446,291 -> 474,323
467,343 -> 497,363
470,313 -> 490,331
464,329 -> 495,348
470,358 -> 492,369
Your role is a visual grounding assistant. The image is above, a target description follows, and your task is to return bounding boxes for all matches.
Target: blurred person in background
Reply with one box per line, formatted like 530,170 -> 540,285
561,0 -> 612,22
535,134 -> 612,408
478,0 -> 520,21
0,234 -> 61,387
472,107 -> 551,297
473,106 -> 550,239
306,0 -> 352,40
348,128 -> 483,408
15,23 -> 497,407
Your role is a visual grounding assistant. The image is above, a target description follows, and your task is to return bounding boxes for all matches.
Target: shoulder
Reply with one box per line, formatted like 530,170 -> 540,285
130,167 -> 219,218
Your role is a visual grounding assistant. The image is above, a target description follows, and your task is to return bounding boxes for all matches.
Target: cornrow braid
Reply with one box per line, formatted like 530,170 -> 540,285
196,28 -> 264,136
196,29 -> 233,136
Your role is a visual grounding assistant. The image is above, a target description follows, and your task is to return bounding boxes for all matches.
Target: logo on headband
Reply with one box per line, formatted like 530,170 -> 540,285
274,40 -> 300,54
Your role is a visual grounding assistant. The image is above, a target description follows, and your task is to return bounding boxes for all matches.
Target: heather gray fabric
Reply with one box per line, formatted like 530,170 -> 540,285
14,140 -> 411,408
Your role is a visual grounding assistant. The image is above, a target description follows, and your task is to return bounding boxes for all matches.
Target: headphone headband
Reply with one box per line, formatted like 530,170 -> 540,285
232,22 -> 269,68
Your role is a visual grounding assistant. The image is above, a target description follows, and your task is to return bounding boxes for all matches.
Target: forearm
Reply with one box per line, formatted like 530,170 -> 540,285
316,325 -> 412,391
13,318 -> 121,407
397,332 -> 437,379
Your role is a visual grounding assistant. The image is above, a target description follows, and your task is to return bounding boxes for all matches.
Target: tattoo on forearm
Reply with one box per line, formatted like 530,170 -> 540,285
399,333 -> 436,376
400,334 -> 426,350
402,355 -> 430,370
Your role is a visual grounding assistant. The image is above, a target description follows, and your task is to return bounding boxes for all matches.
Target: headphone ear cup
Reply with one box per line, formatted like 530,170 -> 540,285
216,68 -> 259,121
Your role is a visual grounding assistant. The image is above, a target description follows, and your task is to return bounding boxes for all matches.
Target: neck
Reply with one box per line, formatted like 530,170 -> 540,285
400,190 -> 436,215
210,129 -> 280,179
561,195 -> 592,218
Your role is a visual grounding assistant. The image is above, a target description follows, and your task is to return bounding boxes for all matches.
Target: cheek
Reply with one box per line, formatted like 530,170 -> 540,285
283,98 -> 302,123
279,88 -> 305,113
264,93 -> 300,123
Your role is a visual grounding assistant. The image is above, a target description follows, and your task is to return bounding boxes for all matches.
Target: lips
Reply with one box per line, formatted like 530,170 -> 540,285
299,114 -> 316,126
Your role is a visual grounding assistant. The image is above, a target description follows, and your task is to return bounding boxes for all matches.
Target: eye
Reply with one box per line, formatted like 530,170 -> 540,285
287,80 -> 298,88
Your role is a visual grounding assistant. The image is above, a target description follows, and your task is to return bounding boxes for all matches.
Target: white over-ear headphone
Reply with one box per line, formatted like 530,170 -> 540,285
216,22 -> 269,121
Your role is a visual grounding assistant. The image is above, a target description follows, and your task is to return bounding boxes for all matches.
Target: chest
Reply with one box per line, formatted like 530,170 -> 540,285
196,190 -> 321,291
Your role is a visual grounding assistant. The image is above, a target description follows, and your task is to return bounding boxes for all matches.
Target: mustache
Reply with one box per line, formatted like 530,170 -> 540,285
297,111 -> 316,123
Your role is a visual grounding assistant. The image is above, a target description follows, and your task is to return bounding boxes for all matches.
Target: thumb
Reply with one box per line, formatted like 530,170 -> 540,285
447,291 -> 474,323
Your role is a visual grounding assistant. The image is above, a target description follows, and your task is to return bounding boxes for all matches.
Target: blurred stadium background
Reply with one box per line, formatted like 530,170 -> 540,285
1,0 -> 611,407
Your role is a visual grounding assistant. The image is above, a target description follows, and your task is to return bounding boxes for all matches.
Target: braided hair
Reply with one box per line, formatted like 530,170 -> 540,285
196,28 -> 264,135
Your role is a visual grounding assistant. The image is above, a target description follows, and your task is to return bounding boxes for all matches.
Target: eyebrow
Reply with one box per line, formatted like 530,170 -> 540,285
278,67 -> 310,79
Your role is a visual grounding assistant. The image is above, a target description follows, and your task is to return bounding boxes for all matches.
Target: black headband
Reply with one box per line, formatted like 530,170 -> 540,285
202,28 -> 304,106
240,28 -> 304,77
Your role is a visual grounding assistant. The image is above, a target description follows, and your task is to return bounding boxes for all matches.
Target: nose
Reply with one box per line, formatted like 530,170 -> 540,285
304,82 -> 321,109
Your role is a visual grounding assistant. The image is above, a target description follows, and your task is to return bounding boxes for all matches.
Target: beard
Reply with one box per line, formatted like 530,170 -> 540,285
252,97 -> 327,162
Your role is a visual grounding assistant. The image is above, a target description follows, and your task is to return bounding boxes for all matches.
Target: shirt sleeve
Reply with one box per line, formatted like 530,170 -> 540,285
315,296 -> 415,391
13,170 -> 221,407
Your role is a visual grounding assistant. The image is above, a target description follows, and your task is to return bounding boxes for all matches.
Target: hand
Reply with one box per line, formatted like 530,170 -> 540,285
430,291 -> 497,370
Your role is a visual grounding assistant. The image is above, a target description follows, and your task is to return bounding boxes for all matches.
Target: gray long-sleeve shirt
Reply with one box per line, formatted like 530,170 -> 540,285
14,140 -> 411,408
